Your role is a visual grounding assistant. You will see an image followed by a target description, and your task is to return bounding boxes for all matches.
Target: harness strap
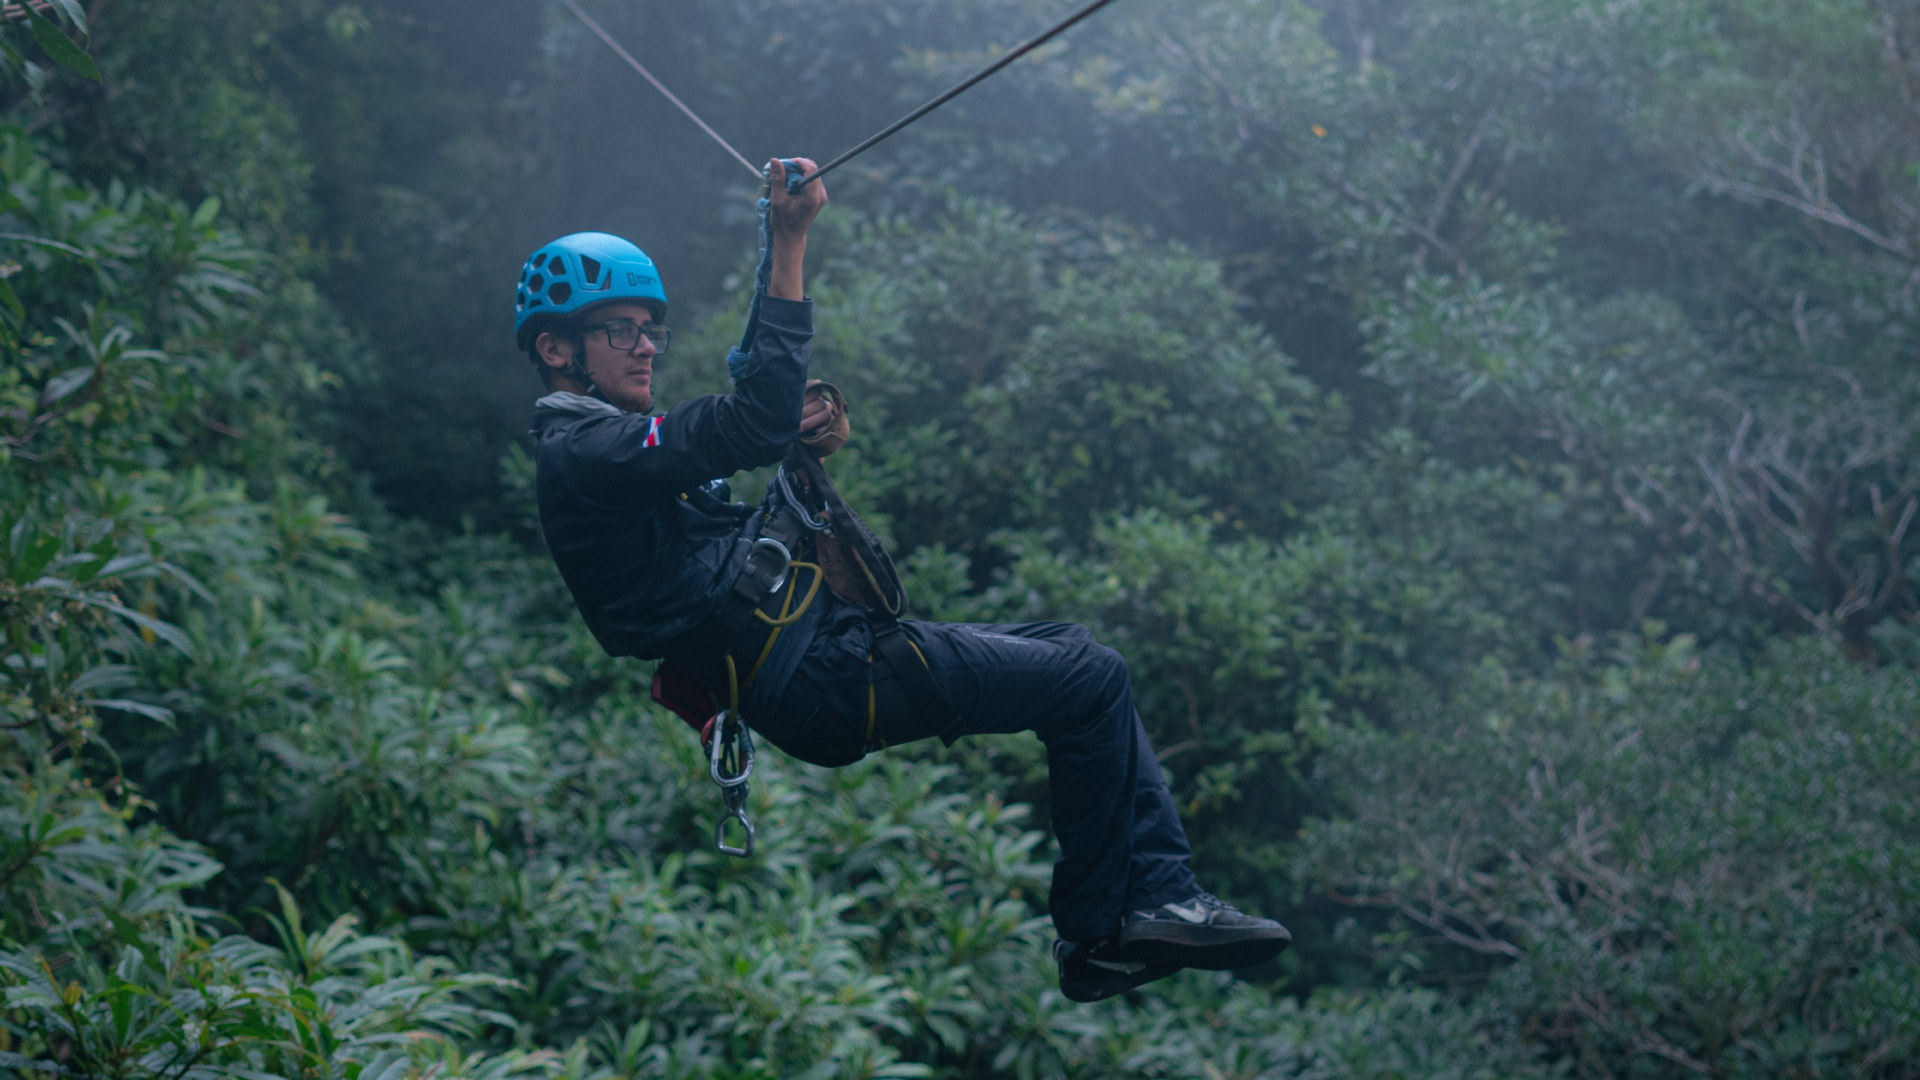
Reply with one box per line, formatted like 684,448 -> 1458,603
869,618 -> 959,745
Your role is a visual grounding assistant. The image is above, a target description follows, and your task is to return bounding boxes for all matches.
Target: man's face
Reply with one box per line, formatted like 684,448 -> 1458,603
543,301 -> 659,413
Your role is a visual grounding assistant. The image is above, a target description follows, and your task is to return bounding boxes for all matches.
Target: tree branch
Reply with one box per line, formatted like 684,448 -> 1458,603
1702,117 -> 1915,260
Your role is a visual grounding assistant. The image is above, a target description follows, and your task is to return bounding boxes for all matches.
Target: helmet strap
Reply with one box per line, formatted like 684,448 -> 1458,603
564,352 -> 606,401
547,329 -> 608,402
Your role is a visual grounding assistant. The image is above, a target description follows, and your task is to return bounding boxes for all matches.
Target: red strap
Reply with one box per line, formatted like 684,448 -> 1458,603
652,659 -> 718,735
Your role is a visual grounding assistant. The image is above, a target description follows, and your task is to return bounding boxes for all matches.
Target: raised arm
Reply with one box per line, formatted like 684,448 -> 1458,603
767,157 -> 836,439
768,157 -> 827,302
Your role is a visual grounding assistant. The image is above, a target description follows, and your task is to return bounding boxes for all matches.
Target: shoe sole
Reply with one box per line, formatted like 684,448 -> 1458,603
1116,924 -> 1293,971
1060,962 -> 1180,1003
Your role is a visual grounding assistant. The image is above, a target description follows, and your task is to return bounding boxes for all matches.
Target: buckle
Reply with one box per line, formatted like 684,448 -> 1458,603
741,537 -> 791,600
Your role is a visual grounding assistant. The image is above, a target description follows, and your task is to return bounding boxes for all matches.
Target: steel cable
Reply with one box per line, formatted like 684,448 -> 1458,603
788,0 -> 1129,190
555,0 -> 1132,191
556,0 -> 762,178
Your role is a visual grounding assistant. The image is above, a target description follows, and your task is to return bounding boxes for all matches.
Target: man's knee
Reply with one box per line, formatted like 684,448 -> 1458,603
1085,640 -> 1128,688
1054,622 -> 1098,646
1060,638 -> 1132,724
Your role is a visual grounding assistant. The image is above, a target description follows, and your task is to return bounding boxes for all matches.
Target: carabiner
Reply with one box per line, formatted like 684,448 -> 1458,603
708,711 -> 755,787
744,537 -> 793,597
707,712 -> 756,858
774,467 -> 833,533
715,796 -> 755,857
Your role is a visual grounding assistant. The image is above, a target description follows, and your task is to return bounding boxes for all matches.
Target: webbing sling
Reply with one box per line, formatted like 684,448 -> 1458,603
775,445 -> 959,741
727,164 -> 783,381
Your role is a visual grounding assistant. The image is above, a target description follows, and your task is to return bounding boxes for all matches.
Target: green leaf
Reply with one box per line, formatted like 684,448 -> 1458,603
99,554 -> 156,580
63,552 -> 106,583
68,664 -> 132,694
155,561 -> 215,603
40,586 -> 193,654
107,982 -> 131,1043
0,276 -> 23,325
0,232 -> 94,259
97,602 -> 193,654
44,0 -> 87,32
189,196 -> 221,229
40,366 -> 94,406
24,8 -> 97,81
84,698 -> 176,728
0,36 -> 26,70
0,1051 -> 66,1074
14,532 -> 59,583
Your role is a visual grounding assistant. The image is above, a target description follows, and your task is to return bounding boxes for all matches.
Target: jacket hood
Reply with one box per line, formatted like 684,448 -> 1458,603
532,391 -> 627,435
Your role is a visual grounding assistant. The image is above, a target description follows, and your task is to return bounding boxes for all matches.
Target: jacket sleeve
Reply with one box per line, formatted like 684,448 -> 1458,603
550,297 -> 813,493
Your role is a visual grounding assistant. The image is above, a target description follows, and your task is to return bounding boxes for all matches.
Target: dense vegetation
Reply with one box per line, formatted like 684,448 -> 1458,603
3,0 -> 1917,1076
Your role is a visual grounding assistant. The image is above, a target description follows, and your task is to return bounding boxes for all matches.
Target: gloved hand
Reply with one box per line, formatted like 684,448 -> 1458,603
798,379 -> 850,456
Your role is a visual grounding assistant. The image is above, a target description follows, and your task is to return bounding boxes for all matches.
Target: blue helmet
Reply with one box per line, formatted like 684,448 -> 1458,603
514,232 -> 668,350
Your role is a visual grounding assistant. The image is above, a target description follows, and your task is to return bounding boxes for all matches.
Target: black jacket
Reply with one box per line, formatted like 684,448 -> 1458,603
531,296 -> 813,659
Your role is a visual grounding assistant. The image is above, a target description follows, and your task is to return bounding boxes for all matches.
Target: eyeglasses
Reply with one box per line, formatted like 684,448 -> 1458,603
580,319 -> 672,354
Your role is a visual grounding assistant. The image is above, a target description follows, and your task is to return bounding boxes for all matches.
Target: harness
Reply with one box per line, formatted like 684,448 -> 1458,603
653,443 -> 957,858
651,170 -> 955,857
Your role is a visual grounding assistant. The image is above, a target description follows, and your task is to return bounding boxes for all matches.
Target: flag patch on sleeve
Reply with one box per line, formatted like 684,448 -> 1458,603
643,416 -> 662,448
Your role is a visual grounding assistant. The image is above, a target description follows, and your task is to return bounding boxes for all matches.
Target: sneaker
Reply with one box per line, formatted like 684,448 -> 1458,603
1116,891 -> 1292,971
1052,937 -> 1178,1003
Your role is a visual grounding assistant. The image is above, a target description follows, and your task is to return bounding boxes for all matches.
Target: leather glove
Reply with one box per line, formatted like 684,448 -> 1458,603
799,379 -> 851,457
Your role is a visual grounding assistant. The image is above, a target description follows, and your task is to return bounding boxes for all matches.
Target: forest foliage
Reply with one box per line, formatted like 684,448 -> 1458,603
2,0 -> 1918,1077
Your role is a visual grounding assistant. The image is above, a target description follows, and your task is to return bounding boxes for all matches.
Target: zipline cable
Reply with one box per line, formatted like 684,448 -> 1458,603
789,0 -> 1129,191
556,0 -> 761,178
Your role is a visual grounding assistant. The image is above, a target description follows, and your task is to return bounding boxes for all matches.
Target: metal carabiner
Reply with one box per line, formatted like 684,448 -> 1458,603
774,467 -> 833,533
708,711 -> 755,787
744,537 -> 793,598
714,788 -> 755,857
708,712 -> 756,857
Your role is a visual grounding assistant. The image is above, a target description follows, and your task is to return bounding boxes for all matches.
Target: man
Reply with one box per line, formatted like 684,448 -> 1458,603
521,158 -> 1290,1002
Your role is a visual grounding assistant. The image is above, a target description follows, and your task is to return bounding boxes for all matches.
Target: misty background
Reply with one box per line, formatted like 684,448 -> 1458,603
4,0 -> 1918,1076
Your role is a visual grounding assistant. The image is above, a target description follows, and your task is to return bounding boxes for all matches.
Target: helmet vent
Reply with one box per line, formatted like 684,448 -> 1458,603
548,282 -> 572,305
549,255 -> 567,275
527,274 -> 545,293
580,256 -> 604,287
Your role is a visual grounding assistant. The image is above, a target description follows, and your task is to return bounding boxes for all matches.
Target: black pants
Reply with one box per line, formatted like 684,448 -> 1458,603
751,592 -> 1199,942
